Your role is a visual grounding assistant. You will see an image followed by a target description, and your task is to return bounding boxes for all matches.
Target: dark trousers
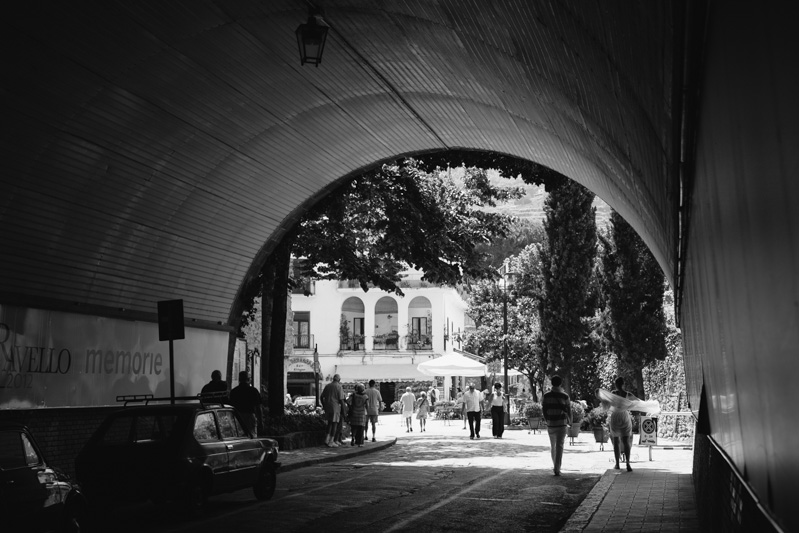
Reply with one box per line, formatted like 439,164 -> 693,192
467,411 -> 481,437
491,405 -> 505,437
352,425 -> 365,445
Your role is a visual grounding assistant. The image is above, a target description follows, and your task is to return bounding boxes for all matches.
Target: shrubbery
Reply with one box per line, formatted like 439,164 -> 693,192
261,404 -> 326,435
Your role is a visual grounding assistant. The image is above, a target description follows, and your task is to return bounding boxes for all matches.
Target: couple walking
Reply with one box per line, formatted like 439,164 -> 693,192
459,382 -> 508,440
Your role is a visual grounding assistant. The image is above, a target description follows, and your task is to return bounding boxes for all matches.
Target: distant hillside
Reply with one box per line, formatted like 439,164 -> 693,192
482,174 -> 612,227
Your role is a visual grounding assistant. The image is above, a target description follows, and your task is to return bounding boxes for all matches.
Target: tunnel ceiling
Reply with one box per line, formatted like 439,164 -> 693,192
2,0 -> 677,328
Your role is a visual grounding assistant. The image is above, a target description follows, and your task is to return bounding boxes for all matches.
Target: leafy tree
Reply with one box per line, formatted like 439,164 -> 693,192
537,176 -> 598,396
598,210 -> 668,399
292,160 -> 525,293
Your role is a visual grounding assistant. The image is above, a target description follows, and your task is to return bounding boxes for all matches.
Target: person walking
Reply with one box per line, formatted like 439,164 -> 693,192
488,382 -> 507,438
542,375 -> 571,476
415,391 -> 430,432
609,376 -> 635,472
321,374 -> 346,447
364,379 -> 383,442
428,385 -> 437,407
462,382 -> 483,439
400,387 -> 416,433
348,383 -> 369,447
455,387 -> 467,429
229,371 -> 262,436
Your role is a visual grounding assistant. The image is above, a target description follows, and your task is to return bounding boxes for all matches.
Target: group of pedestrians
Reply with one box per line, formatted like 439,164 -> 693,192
200,368 -> 646,480
321,374 -> 385,448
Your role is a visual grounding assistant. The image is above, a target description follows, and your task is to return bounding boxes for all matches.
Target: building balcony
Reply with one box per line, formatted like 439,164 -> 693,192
293,333 -> 314,350
340,335 -> 366,351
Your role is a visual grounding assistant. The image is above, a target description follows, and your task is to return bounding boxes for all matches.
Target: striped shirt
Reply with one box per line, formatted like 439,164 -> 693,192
542,387 -> 571,427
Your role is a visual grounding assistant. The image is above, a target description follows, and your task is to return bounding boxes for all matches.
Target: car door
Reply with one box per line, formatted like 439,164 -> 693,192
192,411 -> 230,492
216,409 -> 263,488
0,428 -> 64,532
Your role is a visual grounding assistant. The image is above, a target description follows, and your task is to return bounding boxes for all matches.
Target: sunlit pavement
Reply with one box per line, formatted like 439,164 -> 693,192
279,415 -> 698,532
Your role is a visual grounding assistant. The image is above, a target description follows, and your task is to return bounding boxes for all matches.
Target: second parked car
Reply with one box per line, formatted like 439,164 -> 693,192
75,396 -> 279,513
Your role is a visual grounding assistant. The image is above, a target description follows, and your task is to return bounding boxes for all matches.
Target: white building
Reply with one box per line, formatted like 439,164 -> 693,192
287,270 -> 472,409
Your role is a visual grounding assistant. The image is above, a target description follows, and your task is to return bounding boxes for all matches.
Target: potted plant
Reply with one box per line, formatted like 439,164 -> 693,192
587,407 -> 609,443
524,402 -> 544,433
568,401 -> 584,438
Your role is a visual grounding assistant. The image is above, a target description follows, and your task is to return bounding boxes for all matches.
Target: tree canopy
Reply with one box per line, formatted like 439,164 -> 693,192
291,159 -> 525,294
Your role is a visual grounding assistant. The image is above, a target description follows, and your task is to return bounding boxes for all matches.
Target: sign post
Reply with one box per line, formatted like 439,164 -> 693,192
158,299 -> 185,404
639,416 -> 658,460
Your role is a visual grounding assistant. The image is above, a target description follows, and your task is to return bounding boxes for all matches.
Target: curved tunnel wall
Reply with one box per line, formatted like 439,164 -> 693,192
1,0 -> 675,328
681,3 -> 799,530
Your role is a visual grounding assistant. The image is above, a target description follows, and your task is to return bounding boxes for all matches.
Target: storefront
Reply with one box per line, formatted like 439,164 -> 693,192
335,363 -> 434,412
286,357 -> 321,398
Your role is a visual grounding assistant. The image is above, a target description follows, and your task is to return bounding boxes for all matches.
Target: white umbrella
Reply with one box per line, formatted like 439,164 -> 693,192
417,353 -> 486,377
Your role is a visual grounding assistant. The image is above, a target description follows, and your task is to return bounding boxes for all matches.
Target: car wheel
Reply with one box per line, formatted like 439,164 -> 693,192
253,466 -> 276,501
184,483 -> 208,517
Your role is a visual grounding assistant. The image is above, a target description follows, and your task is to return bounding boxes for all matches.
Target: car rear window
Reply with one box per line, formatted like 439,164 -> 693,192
0,430 -> 40,469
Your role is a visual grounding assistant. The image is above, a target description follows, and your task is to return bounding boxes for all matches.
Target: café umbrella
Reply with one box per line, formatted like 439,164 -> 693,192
417,353 -> 486,377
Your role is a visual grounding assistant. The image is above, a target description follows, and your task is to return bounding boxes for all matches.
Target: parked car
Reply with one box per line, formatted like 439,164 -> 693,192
0,423 -> 86,533
293,396 -> 317,407
75,395 -> 280,514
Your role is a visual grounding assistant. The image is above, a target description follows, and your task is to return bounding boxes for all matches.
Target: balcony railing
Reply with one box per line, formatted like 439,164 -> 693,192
372,333 -> 400,350
339,335 -> 365,351
405,333 -> 433,350
293,334 -> 314,349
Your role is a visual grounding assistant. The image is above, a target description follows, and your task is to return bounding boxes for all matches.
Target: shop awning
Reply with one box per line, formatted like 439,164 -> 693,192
335,364 -> 431,383
417,353 -> 487,377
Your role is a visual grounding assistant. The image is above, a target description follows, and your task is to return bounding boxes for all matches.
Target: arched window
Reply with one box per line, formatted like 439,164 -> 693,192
374,297 -> 399,350
340,297 -> 365,350
407,296 -> 432,349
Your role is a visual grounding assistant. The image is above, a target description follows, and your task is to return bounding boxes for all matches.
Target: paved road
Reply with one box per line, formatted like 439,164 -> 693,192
97,418 -> 693,533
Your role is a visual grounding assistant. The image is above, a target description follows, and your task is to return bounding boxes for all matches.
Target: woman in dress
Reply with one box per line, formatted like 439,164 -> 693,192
347,383 -> 369,447
608,377 -> 634,471
598,378 -> 661,472
415,391 -> 430,432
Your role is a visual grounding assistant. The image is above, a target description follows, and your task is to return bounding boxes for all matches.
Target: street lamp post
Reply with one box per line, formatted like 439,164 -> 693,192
500,261 -> 517,426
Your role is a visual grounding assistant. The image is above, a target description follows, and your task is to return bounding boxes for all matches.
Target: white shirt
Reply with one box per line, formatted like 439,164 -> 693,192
463,389 -> 482,412
400,392 -> 416,414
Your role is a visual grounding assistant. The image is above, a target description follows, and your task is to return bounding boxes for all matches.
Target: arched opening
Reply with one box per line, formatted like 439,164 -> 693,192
407,296 -> 433,350
340,297 -> 365,351
374,296 -> 399,350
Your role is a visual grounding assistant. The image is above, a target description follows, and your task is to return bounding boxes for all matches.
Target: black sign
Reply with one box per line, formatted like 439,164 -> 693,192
157,299 -> 185,341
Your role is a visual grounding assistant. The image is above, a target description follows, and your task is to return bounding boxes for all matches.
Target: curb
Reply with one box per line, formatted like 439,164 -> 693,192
279,437 -> 398,474
559,468 -> 619,533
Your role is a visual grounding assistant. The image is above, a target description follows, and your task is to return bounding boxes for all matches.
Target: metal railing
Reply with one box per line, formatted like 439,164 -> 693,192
339,335 -> 365,351
293,334 -> 314,349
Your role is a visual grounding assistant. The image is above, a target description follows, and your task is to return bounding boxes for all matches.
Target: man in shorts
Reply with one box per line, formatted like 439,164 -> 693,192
364,379 -> 383,442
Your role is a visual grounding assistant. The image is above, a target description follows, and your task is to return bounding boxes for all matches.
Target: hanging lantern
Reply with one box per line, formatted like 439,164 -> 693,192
296,9 -> 329,67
